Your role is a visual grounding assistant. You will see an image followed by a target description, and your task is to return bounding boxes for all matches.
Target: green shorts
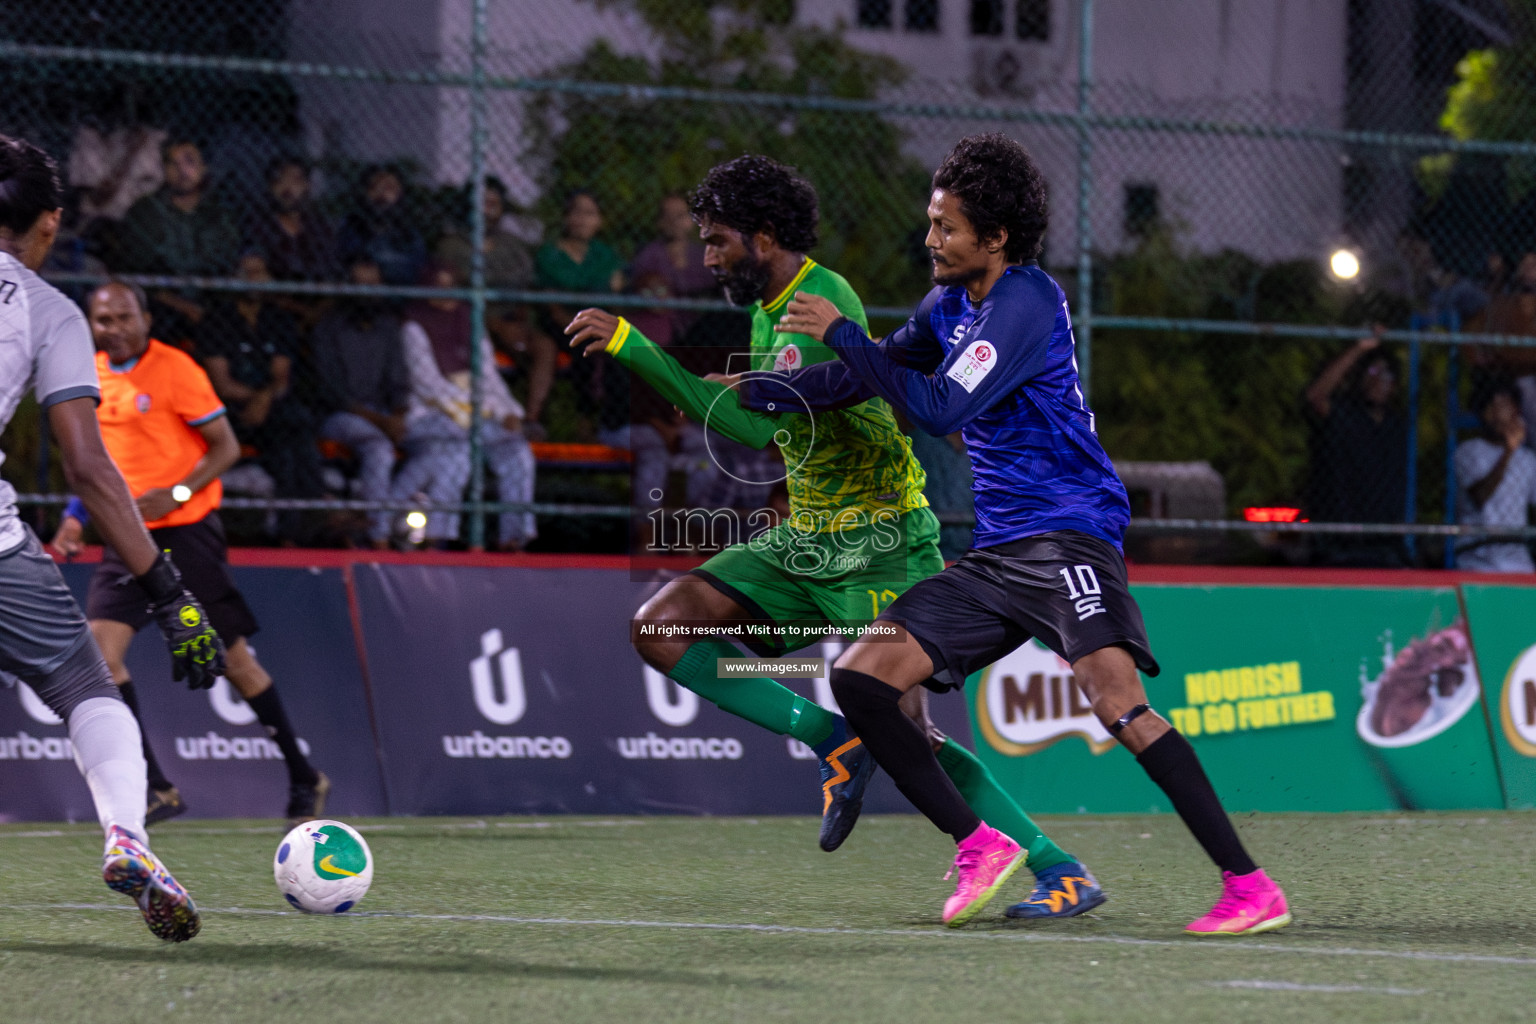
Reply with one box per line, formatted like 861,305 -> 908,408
690,506 -> 943,655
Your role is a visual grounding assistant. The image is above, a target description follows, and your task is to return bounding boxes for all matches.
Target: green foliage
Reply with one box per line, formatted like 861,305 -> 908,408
526,0 -> 932,305
1092,228 -> 1437,516
1427,8 -> 1536,207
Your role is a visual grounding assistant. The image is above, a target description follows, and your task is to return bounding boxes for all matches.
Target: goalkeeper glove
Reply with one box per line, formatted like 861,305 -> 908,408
137,551 -> 227,689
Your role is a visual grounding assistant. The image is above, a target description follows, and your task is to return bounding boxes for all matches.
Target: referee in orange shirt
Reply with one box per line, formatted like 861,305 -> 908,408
52,280 -> 328,825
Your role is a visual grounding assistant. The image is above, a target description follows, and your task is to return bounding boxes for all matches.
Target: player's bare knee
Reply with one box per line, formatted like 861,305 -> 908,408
630,590 -> 690,672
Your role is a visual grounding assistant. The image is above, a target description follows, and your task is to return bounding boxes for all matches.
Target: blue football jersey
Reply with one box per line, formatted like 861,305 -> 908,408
744,263 -> 1130,549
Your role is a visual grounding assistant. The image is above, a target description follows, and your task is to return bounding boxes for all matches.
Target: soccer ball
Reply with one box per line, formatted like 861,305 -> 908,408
274,819 -> 374,913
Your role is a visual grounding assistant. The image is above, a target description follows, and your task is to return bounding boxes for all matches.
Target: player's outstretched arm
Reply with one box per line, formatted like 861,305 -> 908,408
48,397 -> 227,687
565,308 -> 781,449
778,288 -> 1046,436
738,360 -> 874,413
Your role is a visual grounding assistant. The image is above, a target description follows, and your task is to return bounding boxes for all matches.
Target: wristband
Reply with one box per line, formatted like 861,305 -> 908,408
171,484 -> 193,504
63,495 -> 90,527
606,318 -> 632,355
136,550 -> 184,604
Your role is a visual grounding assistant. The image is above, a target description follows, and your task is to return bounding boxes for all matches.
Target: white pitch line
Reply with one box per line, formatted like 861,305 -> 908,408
21,903 -> 1536,969
0,820 -> 645,840
1209,980 -> 1426,996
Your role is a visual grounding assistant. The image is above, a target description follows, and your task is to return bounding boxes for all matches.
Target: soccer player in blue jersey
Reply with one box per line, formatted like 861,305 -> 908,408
755,133 -> 1291,933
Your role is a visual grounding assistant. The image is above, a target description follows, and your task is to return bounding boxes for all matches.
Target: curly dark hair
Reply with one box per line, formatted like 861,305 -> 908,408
0,134 -> 62,236
931,133 -> 1048,262
688,155 -> 819,253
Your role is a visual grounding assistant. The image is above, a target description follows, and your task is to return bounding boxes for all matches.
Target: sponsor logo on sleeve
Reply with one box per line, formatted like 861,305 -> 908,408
945,340 -> 996,393
773,343 -> 802,372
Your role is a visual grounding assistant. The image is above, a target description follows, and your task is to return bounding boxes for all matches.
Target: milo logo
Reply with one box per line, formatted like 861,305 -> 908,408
974,639 -> 1114,756
312,825 -> 369,879
1501,643 -> 1536,758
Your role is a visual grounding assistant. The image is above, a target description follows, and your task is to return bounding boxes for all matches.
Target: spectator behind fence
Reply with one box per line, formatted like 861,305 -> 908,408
118,138 -> 239,345
1304,331 -> 1410,567
627,193 -> 718,347
312,257 -> 410,548
1397,228 -> 1488,328
436,176 -> 556,435
244,157 -> 339,324
1470,249 -> 1536,443
198,251 -> 325,543
605,194 -> 726,509
1454,379 -> 1536,573
536,190 -> 624,442
400,264 -> 536,550
66,122 -> 167,263
336,165 -> 426,287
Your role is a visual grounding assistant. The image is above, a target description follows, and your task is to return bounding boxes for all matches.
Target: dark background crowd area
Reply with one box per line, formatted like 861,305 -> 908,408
8,0 -> 1536,567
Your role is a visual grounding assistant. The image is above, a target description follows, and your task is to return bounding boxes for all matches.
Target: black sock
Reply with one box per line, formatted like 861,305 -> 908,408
117,679 -> 173,790
830,668 -> 980,842
1137,729 -> 1258,876
245,686 -> 318,786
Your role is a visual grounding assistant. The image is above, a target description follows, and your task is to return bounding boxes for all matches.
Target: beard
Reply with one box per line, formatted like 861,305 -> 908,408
931,254 -> 987,288
714,249 -> 773,307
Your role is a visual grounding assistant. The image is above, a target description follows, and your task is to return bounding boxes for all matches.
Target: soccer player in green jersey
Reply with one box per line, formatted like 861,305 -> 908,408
566,156 -> 1102,916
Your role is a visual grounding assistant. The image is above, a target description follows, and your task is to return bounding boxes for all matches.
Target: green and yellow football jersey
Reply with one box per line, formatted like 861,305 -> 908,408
607,258 -> 926,531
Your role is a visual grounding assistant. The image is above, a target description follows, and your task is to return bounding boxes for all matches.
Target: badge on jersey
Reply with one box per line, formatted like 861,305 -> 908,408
946,340 -> 997,393
135,393 -> 152,413
773,343 -> 802,373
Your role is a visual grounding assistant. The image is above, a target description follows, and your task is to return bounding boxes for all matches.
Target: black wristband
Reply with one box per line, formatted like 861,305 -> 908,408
136,550 -> 183,605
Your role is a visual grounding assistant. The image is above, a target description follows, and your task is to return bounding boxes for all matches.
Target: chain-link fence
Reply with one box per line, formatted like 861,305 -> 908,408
4,0 -> 1536,566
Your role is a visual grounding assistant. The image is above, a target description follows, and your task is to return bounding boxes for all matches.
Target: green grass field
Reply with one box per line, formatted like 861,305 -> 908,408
3,812 -> 1534,1023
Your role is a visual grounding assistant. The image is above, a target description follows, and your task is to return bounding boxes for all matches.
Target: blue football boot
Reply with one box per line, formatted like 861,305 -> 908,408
1004,859 -> 1106,919
818,736 -> 877,852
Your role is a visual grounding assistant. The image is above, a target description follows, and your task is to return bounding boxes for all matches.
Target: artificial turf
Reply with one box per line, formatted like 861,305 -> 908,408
3,812 -> 1534,1023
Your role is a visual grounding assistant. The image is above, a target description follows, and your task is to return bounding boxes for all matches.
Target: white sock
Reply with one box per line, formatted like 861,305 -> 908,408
68,696 -> 148,849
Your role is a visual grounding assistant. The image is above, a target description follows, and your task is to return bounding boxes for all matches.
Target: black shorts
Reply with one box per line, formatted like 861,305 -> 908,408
881,529 -> 1159,691
86,512 -> 259,642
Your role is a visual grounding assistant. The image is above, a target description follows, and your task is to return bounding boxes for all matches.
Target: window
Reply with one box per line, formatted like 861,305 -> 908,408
970,0 -> 1003,35
857,0 -> 893,28
1016,0 -> 1049,40
1124,183 -> 1159,238
905,0 -> 940,32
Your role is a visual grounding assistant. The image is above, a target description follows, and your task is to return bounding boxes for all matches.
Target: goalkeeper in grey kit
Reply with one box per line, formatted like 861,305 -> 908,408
0,132 -> 221,942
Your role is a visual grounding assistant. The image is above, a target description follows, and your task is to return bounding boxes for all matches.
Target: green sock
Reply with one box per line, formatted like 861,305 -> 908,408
671,641 -> 839,747
936,738 -> 1074,872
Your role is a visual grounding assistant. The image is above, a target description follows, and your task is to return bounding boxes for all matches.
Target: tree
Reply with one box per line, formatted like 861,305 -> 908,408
1423,2 -> 1536,269
524,0 -> 932,306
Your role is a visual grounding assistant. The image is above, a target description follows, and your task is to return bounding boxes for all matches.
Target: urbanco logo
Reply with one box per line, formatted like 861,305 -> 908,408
445,628 -> 569,759
644,665 -> 698,726
471,628 -> 526,725
17,682 -> 62,726
208,677 -> 257,726
974,639 -> 1114,756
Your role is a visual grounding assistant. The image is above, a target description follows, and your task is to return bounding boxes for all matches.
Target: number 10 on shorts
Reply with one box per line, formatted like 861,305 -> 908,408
1059,565 -> 1107,621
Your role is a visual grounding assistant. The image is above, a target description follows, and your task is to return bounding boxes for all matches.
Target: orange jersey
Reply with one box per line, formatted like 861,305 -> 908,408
96,339 -> 226,529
